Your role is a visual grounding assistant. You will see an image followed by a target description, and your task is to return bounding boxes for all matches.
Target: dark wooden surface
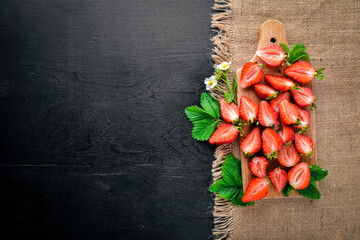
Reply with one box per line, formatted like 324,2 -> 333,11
0,1 -> 216,239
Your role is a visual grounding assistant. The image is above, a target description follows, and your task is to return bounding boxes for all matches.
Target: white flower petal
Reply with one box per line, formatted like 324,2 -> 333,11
204,78 -> 210,84
206,85 -> 211,91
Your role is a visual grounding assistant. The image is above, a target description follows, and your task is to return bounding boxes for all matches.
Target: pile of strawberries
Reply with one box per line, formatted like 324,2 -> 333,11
208,44 -> 323,202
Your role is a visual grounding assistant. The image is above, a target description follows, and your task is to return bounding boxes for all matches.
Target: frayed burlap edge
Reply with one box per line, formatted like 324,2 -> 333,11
210,1 -> 235,240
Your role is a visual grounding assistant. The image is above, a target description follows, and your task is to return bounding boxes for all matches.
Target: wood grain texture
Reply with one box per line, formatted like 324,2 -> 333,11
236,20 -> 317,199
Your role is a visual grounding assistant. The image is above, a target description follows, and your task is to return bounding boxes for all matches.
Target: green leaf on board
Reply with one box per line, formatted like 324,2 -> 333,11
225,92 -> 234,104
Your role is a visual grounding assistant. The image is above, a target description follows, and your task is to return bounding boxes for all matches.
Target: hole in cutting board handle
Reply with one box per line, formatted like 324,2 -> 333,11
270,37 -> 276,43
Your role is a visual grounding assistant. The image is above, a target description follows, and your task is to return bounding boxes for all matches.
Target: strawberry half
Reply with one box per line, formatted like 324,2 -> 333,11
278,124 -> 295,144
239,62 -> 264,88
240,126 -> 261,158
265,75 -> 300,92
278,142 -> 300,167
291,87 -> 316,109
219,99 -> 239,123
209,123 -> 238,145
269,167 -> 288,192
258,101 -> 278,127
256,45 -> 285,67
285,61 -> 325,83
294,107 -> 310,133
239,96 -> 258,123
279,100 -> 300,125
242,177 -> 269,202
249,157 -> 268,178
254,84 -> 279,100
270,91 -> 291,113
294,134 -> 313,157
288,162 -> 311,190
262,128 -> 283,160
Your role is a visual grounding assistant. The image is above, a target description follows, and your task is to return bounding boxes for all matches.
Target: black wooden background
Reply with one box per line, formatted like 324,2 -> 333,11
0,0 -> 216,239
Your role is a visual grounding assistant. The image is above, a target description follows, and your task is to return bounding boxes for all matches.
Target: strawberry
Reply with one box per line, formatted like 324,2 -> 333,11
291,87 -> 316,110
239,62 -> 264,88
278,124 -> 295,144
288,162 -> 311,190
270,91 -> 291,113
254,84 -> 279,100
262,128 -> 283,160
279,100 -> 300,125
240,126 -> 261,158
294,107 -> 310,133
249,157 -> 268,178
239,96 -> 258,123
278,142 -> 300,167
258,101 -> 278,127
285,61 -> 324,83
242,177 -> 269,202
265,75 -> 300,91
219,99 -> 239,123
294,134 -> 313,157
269,167 -> 288,192
256,45 -> 285,67
209,123 -> 238,145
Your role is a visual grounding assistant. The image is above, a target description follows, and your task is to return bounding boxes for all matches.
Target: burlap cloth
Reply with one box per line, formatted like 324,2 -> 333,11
211,0 -> 360,239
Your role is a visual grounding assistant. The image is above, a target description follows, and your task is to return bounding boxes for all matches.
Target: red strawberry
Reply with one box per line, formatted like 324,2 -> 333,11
265,75 -> 300,91
285,61 -> 325,83
240,126 -> 261,158
249,157 -> 268,178
209,123 -> 238,145
269,167 -> 288,192
294,134 -> 313,157
242,177 -> 269,202
219,99 -> 239,123
258,101 -> 278,127
254,84 -> 279,100
291,87 -> 316,109
279,100 -> 300,125
288,162 -> 311,190
256,45 -> 285,67
278,124 -> 295,144
278,142 -> 300,167
270,91 -> 291,113
294,107 -> 310,133
262,128 -> 283,160
239,62 -> 264,88
239,96 -> 258,123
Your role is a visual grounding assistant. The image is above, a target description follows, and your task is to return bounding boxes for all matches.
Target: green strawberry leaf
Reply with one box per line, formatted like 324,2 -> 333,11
185,106 -> 215,123
315,68 -> 325,80
200,92 -> 221,119
225,92 -> 234,104
291,53 -> 311,63
209,179 -> 239,200
232,190 -> 255,207
222,153 -> 242,187
280,43 -> 290,54
191,119 -> 217,141
296,177 -> 321,200
310,165 -> 328,181
282,181 -> 293,197
286,43 -> 310,64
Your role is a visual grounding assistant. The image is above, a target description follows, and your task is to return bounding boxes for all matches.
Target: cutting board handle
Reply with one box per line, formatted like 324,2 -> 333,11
257,20 -> 288,51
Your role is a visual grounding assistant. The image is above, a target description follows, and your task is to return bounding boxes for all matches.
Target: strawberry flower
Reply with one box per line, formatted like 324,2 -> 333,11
204,75 -> 217,90
217,61 -> 231,71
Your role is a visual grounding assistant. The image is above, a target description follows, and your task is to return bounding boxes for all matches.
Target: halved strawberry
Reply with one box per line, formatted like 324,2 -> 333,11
239,62 -> 264,88
294,107 -> 310,133
239,96 -> 258,123
279,100 -> 300,125
278,142 -> 300,167
209,123 -> 238,145
258,101 -> 278,127
285,61 -> 324,83
269,167 -> 288,192
219,99 -> 239,123
278,124 -> 295,144
270,91 -> 291,113
262,128 -> 283,160
242,177 -> 269,202
291,87 -> 316,109
256,45 -> 285,67
240,126 -> 261,158
288,162 -> 311,190
265,75 -> 300,92
254,84 -> 279,100
294,134 -> 313,157
249,157 -> 268,178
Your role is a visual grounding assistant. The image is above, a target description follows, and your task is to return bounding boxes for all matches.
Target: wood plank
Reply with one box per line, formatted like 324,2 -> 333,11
236,20 -> 317,199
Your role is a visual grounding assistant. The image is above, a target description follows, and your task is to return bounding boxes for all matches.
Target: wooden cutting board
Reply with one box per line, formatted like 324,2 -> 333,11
236,20 -> 317,199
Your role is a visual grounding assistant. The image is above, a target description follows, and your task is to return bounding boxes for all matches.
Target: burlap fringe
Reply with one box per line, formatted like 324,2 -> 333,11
210,1 -> 234,239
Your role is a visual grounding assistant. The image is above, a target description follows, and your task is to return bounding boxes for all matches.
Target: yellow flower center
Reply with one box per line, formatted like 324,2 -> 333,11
209,80 -> 214,86
223,64 -> 227,68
